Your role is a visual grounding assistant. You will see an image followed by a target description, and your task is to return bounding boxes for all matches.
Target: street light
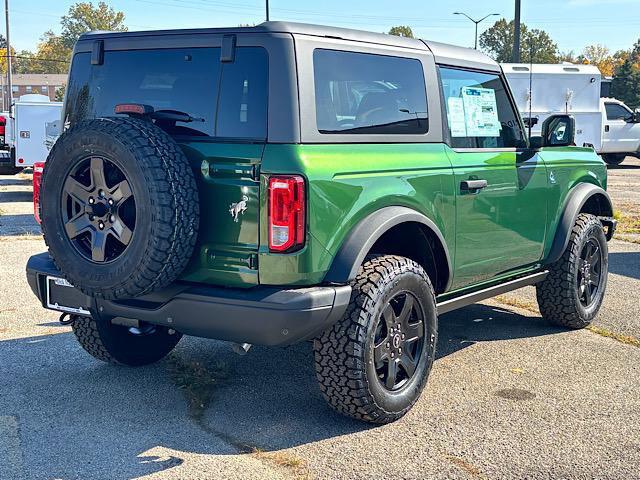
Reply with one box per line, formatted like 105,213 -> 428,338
453,12 -> 500,50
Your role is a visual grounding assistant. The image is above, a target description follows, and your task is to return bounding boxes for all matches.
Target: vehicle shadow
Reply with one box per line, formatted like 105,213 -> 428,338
0,190 -> 33,202
2,304 -> 558,479
0,214 -> 40,236
607,163 -> 640,170
0,177 -> 31,187
609,251 -> 640,280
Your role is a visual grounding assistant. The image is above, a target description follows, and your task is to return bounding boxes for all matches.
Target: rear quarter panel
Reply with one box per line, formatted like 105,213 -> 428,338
258,143 -> 456,285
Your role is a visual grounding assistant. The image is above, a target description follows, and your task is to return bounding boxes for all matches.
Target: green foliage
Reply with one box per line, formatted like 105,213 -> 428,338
55,84 -> 66,102
60,1 -> 127,50
479,19 -> 559,63
10,2 -> 127,74
611,39 -> 640,109
388,26 -> 414,38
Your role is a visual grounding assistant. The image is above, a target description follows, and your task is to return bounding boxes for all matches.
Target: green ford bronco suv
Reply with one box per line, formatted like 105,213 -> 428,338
27,22 -> 617,424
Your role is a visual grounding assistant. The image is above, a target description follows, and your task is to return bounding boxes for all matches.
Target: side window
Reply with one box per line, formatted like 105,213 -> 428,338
438,66 -> 526,149
216,47 -> 268,139
605,103 -> 631,121
313,49 -> 428,135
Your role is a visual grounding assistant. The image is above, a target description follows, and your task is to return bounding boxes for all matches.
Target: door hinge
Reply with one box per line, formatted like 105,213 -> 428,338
251,164 -> 260,181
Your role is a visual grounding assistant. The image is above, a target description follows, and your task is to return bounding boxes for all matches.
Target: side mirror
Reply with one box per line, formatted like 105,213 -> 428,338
540,114 -> 575,147
633,108 -> 640,123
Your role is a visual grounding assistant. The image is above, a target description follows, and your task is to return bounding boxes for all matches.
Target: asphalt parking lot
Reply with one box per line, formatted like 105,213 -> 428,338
1,160 -> 639,480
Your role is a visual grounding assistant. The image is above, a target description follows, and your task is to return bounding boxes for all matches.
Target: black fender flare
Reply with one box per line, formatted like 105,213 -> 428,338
545,183 -> 613,264
323,206 -> 453,288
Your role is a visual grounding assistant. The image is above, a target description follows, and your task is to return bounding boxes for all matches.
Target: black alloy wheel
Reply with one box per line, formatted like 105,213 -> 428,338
373,291 -> 425,391
61,156 -> 136,263
577,239 -> 603,308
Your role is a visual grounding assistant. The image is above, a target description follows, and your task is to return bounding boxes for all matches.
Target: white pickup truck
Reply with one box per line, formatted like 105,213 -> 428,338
503,63 -> 640,165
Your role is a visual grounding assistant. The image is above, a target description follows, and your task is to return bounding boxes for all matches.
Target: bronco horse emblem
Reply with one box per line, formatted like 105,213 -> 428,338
229,195 -> 249,222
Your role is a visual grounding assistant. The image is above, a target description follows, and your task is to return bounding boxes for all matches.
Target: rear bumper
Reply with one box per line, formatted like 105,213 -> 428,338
26,253 -> 351,346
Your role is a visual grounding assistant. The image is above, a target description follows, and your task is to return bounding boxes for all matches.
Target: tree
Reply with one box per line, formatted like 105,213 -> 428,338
60,1 -> 127,50
578,44 -> 627,76
388,26 -> 414,38
611,39 -> 640,108
55,84 -> 66,102
479,19 -> 559,63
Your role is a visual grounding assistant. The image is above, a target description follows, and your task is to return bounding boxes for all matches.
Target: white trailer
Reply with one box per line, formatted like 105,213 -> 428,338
0,94 -> 63,174
503,63 -> 640,165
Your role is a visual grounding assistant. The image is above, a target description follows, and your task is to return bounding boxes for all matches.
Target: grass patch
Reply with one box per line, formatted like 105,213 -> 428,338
494,295 -> 539,313
613,205 -> 640,235
166,353 -> 228,423
617,234 -> 640,245
446,453 -> 484,478
252,448 -> 310,479
586,325 -> 640,348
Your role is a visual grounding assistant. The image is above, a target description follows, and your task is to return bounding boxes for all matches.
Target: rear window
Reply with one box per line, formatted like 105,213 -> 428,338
313,49 -> 428,135
65,46 -> 268,139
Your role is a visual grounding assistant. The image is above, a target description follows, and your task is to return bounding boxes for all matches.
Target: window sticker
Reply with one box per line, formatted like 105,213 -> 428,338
447,97 -> 467,137
461,87 -> 501,137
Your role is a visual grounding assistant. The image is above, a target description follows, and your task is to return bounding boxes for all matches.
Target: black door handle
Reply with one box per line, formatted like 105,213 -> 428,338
605,125 -> 610,132
460,179 -> 488,192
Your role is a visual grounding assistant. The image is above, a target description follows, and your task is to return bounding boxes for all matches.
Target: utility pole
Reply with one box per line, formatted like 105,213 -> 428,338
513,0 -> 521,63
453,12 -> 500,50
266,0 -> 269,21
4,0 -> 12,114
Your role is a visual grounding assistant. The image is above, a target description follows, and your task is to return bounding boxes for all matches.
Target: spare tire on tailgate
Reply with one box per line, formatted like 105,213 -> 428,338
40,117 -> 199,300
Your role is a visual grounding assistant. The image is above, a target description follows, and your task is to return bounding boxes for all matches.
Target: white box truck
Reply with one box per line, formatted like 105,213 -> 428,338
503,63 -> 640,165
0,94 -> 63,174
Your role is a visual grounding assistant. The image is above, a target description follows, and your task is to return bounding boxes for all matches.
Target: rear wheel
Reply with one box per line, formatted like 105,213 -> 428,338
536,213 -> 608,329
314,255 -> 437,424
71,315 -> 182,366
602,154 -> 625,166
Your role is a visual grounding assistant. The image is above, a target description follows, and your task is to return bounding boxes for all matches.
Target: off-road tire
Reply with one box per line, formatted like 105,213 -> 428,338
536,213 -> 608,329
602,154 -> 625,166
40,117 -> 199,300
314,255 -> 438,424
71,315 -> 182,366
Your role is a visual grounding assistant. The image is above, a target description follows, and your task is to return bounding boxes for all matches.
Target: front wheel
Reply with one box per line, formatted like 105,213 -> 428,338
314,255 -> 438,424
71,315 -> 182,366
536,213 -> 608,329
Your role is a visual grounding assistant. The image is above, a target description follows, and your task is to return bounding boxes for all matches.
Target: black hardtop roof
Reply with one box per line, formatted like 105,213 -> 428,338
78,21 -> 500,72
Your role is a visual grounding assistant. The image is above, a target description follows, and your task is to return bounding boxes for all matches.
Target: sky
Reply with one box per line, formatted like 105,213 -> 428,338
9,0 -> 640,55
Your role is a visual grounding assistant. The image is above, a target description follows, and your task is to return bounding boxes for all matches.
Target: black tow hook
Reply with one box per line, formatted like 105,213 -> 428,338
59,313 -> 76,325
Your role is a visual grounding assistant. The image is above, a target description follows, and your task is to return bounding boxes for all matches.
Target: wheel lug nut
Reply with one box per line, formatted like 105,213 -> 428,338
88,197 -> 95,204
89,215 -> 95,221
109,215 -> 115,222
108,199 -> 114,206
386,342 -> 390,348
402,333 -> 405,339
390,352 -> 395,358
98,190 -> 104,198
98,222 -> 105,230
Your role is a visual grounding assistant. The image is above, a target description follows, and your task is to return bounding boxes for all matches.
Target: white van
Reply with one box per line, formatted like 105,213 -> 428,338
503,63 -> 640,165
0,94 -> 63,174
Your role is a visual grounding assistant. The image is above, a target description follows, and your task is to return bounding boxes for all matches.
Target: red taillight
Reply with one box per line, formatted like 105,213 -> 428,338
33,162 -> 45,224
268,175 -> 306,252
0,117 -> 5,136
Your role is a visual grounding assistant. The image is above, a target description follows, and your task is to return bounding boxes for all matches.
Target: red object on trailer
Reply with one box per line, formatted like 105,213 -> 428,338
33,162 -> 45,224
0,116 -> 6,137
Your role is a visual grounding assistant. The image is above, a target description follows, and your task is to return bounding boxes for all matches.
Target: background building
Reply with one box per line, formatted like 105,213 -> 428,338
1,74 -> 67,110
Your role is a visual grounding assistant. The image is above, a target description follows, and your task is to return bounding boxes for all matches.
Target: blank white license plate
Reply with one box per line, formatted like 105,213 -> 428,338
45,276 -> 90,315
